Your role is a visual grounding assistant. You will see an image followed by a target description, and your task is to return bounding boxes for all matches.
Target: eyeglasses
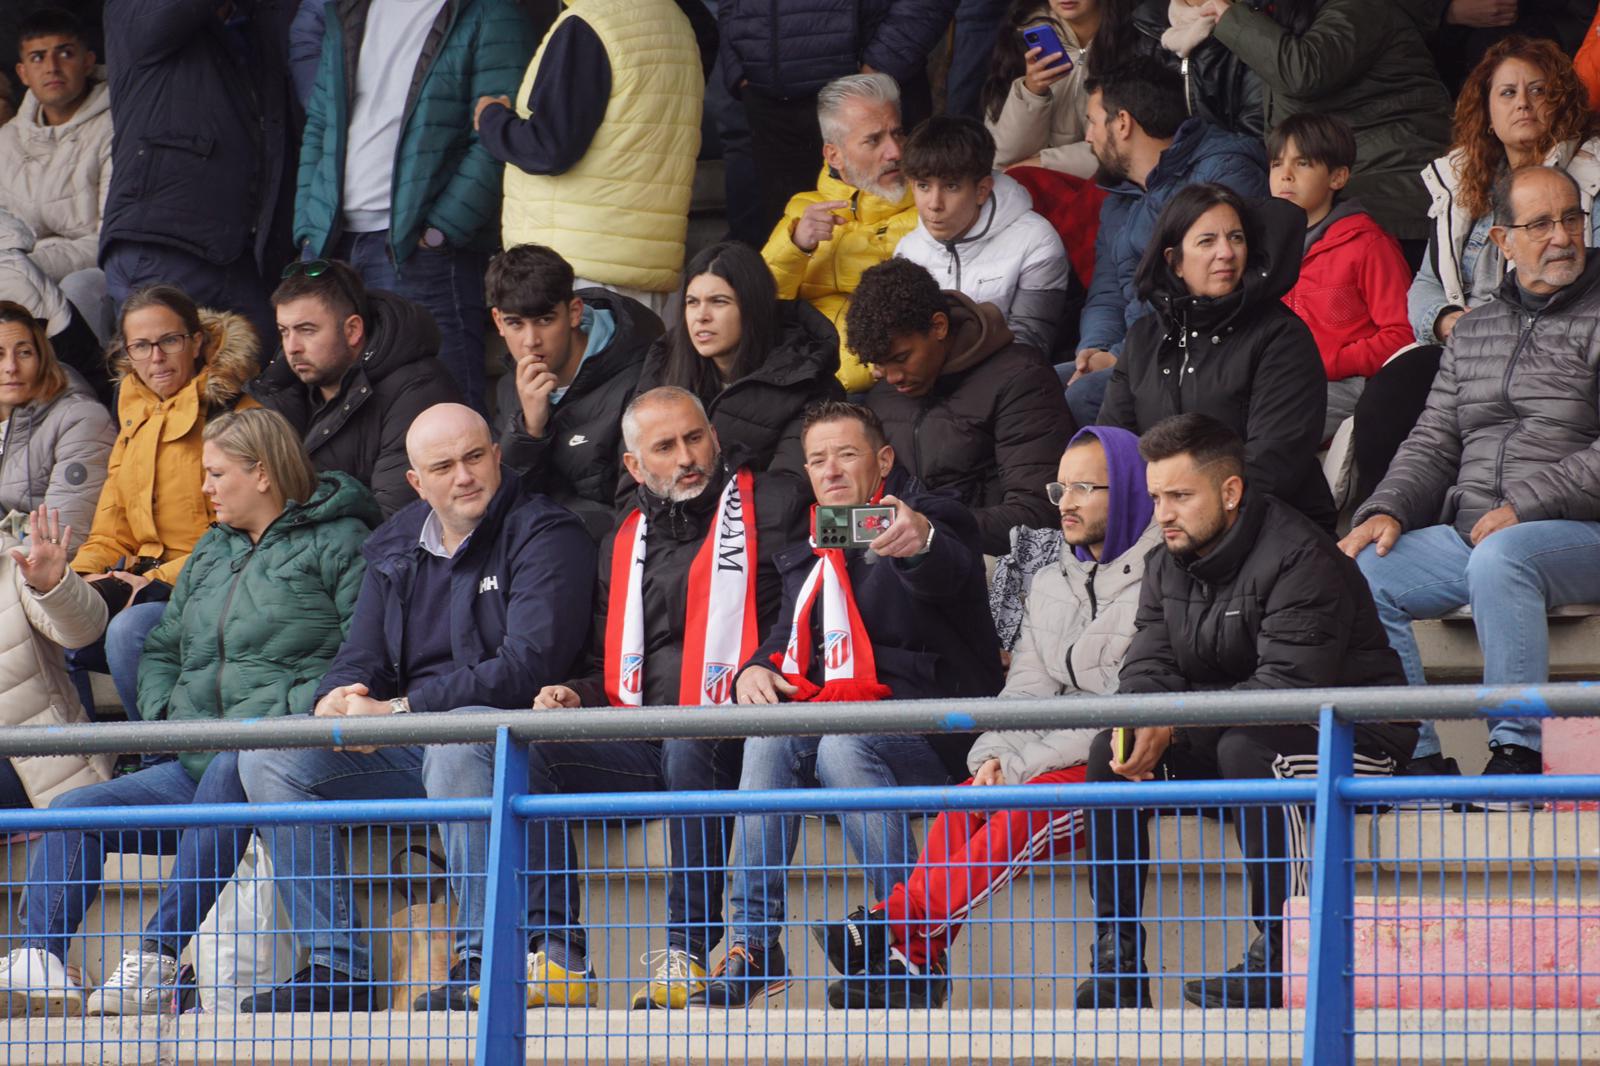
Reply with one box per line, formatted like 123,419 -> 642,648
123,331 -> 197,361
1502,209 -> 1586,241
281,258 -> 365,317
1046,481 -> 1110,505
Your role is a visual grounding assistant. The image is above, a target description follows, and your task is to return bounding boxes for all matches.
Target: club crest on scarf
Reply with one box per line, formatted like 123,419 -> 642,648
702,662 -> 736,704
824,629 -> 851,671
620,653 -> 643,697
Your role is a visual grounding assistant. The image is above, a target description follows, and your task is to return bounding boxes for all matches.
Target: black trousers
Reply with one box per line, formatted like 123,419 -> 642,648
1084,725 -> 1320,949
1352,344 -> 1444,506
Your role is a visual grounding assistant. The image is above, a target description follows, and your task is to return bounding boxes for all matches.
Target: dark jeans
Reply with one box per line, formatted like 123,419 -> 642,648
103,240 -> 275,364
660,738 -> 743,958
65,601 -> 167,721
330,231 -> 487,413
24,754 -> 250,960
1351,345 -> 1443,506
1084,725 -> 1319,953
945,0 -> 1010,118
523,739 -> 665,962
742,89 -> 826,240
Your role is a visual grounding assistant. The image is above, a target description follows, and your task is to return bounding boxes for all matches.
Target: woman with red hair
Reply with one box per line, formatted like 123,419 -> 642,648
1409,36 -> 1600,347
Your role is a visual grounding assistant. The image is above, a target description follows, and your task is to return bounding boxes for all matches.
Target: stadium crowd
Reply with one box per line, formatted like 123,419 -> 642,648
0,0 -> 1598,1018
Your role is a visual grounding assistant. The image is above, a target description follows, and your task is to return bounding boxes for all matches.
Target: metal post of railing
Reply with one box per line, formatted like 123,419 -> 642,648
1302,704 -> 1355,1065
475,727 -> 528,1065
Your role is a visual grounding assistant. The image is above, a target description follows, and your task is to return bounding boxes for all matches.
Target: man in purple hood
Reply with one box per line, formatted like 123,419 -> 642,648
814,425 -> 1161,1009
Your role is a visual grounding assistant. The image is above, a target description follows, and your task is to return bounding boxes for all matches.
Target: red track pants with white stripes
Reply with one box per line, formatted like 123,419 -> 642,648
880,766 -> 1086,967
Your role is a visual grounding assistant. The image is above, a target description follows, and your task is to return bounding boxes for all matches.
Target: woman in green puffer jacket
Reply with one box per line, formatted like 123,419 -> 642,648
0,408 -> 380,1018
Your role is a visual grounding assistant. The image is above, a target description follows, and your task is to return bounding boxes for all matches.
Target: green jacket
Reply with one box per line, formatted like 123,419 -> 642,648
1212,0 -> 1452,241
295,0 -> 535,263
138,471 -> 381,780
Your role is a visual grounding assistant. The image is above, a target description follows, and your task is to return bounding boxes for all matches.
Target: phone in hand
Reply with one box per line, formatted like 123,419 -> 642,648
1112,727 -> 1134,765
814,505 -> 898,549
1022,24 -> 1072,66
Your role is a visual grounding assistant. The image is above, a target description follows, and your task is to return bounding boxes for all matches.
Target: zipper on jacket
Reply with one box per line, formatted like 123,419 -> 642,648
214,541 -> 259,714
1181,57 -> 1194,117
910,405 -> 930,478
1490,308 -> 1541,501
1062,565 -> 1100,692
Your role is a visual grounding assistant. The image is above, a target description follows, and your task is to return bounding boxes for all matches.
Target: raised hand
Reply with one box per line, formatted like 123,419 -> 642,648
10,506 -> 71,593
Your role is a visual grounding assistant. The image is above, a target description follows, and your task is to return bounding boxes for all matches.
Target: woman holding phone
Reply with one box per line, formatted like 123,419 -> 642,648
984,0 -> 1127,176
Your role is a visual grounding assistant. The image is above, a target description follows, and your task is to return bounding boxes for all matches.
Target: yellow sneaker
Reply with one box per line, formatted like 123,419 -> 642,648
629,948 -> 707,1010
525,951 -> 598,1007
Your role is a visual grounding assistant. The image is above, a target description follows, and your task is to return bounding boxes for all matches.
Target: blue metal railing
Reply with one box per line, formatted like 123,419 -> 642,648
2,699 -> 1600,1064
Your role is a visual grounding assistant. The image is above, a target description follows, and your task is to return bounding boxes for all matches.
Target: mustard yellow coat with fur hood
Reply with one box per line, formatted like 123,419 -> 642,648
71,310 -> 261,585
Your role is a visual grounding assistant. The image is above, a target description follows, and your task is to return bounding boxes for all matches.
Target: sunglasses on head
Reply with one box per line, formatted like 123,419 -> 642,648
281,259 -> 365,318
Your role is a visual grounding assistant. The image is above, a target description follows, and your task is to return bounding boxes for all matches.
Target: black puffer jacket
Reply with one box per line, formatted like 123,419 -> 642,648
1099,196 -> 1335,533
866,293 -> 1073,556
619,299 -> 841,506
497,289 -> 662,542
1128,0 -> 1265,138
569,452 -> 810,708
716,0 -> 956,97
249,289 -> 461,517
1356,255 -> 1600,538
1121,492 -> 1416,762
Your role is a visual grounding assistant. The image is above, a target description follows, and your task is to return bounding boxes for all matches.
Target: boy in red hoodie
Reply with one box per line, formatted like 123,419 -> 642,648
1271,113 -> 1415,443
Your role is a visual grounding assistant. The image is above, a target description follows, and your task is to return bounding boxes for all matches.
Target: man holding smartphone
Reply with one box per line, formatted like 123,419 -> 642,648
695,400 -> 1001,1008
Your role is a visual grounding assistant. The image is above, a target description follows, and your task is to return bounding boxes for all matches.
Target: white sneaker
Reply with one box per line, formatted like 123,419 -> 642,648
87,950 -> 180,1016
0,947 -> 85,1016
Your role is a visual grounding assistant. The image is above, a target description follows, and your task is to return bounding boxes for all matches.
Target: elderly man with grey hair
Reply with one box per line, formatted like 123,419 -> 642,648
1342,164 -> 1600,779
761,71 -> 922,393
237,402 -> 597,1015
531,385 -> 806,1011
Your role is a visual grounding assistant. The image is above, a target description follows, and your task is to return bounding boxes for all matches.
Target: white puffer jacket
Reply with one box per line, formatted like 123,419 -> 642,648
0,547 -> 113,806
0,212 -> 73,337
0,77 -> 112,282
967,522 -> 1162,783
894,173 -> 1069,352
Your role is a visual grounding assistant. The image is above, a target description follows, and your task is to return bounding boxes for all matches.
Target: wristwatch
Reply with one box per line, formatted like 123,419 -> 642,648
390,696 -> 412,715
916,523 -> 936,556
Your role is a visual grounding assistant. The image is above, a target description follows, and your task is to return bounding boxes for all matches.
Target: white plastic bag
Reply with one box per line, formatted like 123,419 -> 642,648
192,834 -> 304,1012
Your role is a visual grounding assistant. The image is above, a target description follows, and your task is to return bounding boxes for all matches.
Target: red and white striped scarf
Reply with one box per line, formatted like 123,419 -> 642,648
604,468 -> 759,707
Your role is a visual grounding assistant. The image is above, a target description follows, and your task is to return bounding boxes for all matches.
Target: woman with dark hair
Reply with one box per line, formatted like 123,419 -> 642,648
63,284 -> 260,720
628,241 -> 841,487
1347,36 -> 1600,505
1196,0 -> 1452,248
983,0 -> 1127,174
0,302 -> 114,552
1097,183 -> 1334,530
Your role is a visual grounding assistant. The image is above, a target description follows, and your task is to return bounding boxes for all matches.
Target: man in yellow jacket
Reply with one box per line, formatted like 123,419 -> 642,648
762,73 -> 918,393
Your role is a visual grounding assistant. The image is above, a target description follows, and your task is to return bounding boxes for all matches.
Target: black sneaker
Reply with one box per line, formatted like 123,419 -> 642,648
827,954 -> 949,1009
1182,932 -> 1282,1009
1073,931 -> 1152,1009
811,907 -> 888,977
1482,742 -> 1541,775
411,957 -> 479,1012
689,942 -> 789,1008
1399,752 -> 1460,777
236,965 -> 379,1013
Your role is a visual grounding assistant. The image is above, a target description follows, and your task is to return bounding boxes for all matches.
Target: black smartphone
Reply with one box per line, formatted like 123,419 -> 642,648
1022,24 -> 1072,66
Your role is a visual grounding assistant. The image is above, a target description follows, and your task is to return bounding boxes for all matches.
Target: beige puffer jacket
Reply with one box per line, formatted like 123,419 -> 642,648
985,8 -> 1097,177
0,77 -> 113,282
967,522 -> 1162,783
0,543 -> 113,806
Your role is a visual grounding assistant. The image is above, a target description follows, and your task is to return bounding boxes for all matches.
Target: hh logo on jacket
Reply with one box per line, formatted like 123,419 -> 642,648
478,575 -> 500,594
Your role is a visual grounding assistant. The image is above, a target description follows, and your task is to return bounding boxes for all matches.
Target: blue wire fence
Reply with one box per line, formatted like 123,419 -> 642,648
0,686 -> 1595,1063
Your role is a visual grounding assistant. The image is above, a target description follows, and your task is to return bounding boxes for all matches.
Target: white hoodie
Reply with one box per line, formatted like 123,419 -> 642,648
895,172 -> 1070,355
0,76 -> 113,282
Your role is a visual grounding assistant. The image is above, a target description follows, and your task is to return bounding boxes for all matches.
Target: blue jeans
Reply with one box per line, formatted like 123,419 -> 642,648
237,744 -> 494,980
24,755 -> 249,960
661,738 -> 742,957
726,733 -> 955,949
330,231 -> 487,413
1356,520 -> 1600,756
946,0 -> 1011,119
1064,366 -> 1113,427
66,601 -> 167,720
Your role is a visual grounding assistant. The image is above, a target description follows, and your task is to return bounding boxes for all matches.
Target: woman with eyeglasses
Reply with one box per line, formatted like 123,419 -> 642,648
1097,185 -> 1335,532
65,284 -> 261,720
1344,38 -> 1600,505
0,303 -> 115,554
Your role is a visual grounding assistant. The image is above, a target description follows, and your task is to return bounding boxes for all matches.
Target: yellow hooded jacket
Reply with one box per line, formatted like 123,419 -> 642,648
762,165 -> 918,393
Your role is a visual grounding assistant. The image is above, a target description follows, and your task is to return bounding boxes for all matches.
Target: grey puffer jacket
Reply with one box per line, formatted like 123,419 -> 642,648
1357,255 -> 1600,538
0,370 -> 115,556
967,521 -> 1162,784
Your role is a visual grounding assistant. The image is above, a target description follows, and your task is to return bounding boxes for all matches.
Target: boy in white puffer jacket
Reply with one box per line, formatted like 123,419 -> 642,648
894,115 -> 1070,357
816,425 -> 1158,1008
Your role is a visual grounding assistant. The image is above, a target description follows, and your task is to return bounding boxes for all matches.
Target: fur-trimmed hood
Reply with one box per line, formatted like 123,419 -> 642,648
111,308 -> 261,411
